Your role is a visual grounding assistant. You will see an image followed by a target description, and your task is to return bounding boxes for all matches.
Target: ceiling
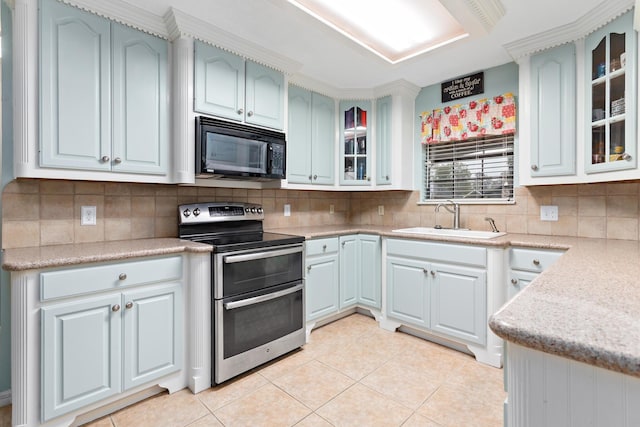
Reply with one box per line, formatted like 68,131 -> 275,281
126,0 -> 607,89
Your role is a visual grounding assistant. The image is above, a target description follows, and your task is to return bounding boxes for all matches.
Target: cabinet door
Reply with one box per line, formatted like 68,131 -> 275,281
287,86 -> 313,184
111,23 -> 168,175
194,41 -> 245,121
508,270 -> 539,300
40,0 -> 111,171
41,294 -> 121,421
339,235 -> 358,309
530,44 -> 576,177
122,283 -> 183,390
376,96 -> 392,185
305,253 -> 340,321
340,100 -> 372,185
430,263 -> 486,345
358,235 -> 381,308
585,11 -> 636,173
386,256 -> 430,328
311,93 -> 336,185
245,61 -> 285,129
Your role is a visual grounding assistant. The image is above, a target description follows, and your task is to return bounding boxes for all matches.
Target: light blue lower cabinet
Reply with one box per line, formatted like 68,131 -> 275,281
305,252 -> 340,321
386,255 -> 430,329
357,235 -> 381,309
339,235 -> 358,309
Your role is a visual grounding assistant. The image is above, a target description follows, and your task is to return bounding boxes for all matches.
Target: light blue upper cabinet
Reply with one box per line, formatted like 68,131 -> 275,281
39,0 -> 168,176
287,86 -> 335,184
585,11 -> 636,173
376,96 -> 392,185
340,100 -> 372,185
111,23 -> 168,175
529,43 -> 576,177
40,0 -> 111,171
194,41 -> 284,130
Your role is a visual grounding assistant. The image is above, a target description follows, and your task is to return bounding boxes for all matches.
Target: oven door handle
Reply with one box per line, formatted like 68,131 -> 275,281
223,246 -> 302,264
223,283 -> 303,310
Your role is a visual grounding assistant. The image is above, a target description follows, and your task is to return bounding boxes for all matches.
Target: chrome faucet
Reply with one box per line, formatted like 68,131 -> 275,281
485,217 -> 499,233
435,199 -> 460,229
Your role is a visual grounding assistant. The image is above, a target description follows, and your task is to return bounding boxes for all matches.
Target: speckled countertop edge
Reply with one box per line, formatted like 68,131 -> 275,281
2,238 -> 213,271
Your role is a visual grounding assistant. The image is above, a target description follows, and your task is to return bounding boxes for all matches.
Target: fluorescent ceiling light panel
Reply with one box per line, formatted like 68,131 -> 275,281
288,0 -> 468,63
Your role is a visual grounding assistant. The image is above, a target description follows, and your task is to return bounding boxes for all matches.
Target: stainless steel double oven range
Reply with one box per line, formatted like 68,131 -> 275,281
179,202 -> 305,384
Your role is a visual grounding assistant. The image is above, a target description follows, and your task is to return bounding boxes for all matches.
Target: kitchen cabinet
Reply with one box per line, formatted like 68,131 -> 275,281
339,235 -> 358,309
386,239 -> 487,346
529,43 -> 576,177
585,11 -> 636,174
305,238 -> 340,321
194,41 -> 284,130
39,0 -> 168,175
40,256 -> 183,422
287,86 -> 335,184
339,234 -> 381,310
340,100 -> 372,185
375,95 -> 392,185
508,247 -> 564,300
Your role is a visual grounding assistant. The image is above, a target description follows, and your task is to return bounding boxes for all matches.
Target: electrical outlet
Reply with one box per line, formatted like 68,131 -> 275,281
81,206 -> 97,225
329,204 -> 335,214
284,204 -> 291,217
378,205 -> 384,216
540,205 -> 558,221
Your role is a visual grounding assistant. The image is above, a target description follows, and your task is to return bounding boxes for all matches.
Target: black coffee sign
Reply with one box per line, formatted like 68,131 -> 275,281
441,72 -> 484,103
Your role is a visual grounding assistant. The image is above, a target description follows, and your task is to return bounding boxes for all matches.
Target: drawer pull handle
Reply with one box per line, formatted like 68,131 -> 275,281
112,304 -> 120,312
511,278 -> 518,285
119,273 -> 127,280
322,244 -> 327,251
125,302 -> 133,309
532,259 -> 540,266
307,265 -> 312,272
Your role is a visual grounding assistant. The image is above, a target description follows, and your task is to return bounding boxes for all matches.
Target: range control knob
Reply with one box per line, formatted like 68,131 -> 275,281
183,209 -> 191,217
245,207 -> 251,213
193,208 -> 201,216
251,207 -> 257,214
257,207 -> 263,214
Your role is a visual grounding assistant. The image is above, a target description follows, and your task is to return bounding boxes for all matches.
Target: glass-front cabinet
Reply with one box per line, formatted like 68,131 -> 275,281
340,100 -> 371,185
585,11 -> 636,173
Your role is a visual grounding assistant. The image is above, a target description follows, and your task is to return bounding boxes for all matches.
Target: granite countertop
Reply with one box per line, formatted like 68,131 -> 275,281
2,238 -> 213,271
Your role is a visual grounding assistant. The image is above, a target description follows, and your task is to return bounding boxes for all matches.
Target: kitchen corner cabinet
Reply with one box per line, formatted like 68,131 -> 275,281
305,238 -> 340,321
287,86 -> 335,184
194,41 -> 284,130
340,100 -> 372,185
39,0 -> 168,175
508,247 -> 564,300
40,256 -> 183,422
386,239 -> 487,346
529,43 -> 577,177
585,11 -> 636,174
375,96 -> 393,185
339,234 -> 381,310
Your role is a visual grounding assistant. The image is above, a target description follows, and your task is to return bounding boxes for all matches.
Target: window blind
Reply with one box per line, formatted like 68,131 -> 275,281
423,134 -> 514,201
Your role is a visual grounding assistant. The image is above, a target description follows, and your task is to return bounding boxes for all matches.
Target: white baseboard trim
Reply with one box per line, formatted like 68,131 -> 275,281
0,389 -> 11,407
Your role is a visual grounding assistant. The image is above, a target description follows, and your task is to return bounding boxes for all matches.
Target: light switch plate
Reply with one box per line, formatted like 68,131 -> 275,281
284,204 -> 291,217
378,205 -> 384,216
540,205 -> 558,221
81,206 -> 97,225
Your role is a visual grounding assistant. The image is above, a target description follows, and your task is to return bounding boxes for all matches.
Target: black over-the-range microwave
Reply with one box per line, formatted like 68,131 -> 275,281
196,116 -> 286,180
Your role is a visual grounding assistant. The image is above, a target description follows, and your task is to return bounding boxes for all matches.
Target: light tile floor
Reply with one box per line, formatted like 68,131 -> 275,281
0,314 -> 506,427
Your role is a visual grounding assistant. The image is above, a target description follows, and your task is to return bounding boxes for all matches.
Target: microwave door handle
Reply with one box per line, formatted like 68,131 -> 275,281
223,246 -> 302,264
223,284 -> 303,310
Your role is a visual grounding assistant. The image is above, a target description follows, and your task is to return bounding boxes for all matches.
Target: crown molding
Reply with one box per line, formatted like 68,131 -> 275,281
503,0 -> 634,59
164,7 -> 302,75
463,0 -> 505,32
59,0 -> 168,38
373,79 -> 421,99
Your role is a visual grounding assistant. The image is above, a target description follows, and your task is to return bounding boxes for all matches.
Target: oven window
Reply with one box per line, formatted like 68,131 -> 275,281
205,132 -> 267,174
221,249 -> 302,297
221,284 -> 303,359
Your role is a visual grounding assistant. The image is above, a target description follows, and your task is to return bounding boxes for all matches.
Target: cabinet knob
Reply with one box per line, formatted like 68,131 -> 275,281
308,175 -> 313,181
531,165 -> 539,171
341,241 -> 346,248
532,259 -> 540,266
101,155 -> 110,163
430,270 -> 436,277
125,301 -> 133,309
367,177 -> 371,181
511,278 -> 518,285
313,175 -> 318,180
621,153 -> 632,161
237,108 -> 244,115
322,244 -> 327,251
247,111 -> 254,117
112,304 -> 120,312
114,157 -> 122,164
385,175 -> 389,180
307,265 -> 312,272
423,268 -> 428,274
119,273 -> 127,280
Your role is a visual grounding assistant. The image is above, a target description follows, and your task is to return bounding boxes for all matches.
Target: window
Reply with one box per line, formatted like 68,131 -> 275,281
423,134 -> 514,202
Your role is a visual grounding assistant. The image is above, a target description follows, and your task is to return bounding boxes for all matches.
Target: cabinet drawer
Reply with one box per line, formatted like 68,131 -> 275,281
306,237 -> 339,256
386,239 -> 486,268
41,256 -> 183,300
509,248 -> 563,272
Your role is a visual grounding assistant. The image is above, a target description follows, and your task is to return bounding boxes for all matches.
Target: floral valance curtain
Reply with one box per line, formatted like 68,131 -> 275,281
420,92 -> 516,144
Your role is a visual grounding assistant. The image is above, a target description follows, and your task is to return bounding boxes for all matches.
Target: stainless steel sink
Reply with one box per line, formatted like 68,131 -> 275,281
391,227 -> 506,239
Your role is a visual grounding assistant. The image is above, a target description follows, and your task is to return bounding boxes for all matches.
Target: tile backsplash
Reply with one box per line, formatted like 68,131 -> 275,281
3,179 -> 640,248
